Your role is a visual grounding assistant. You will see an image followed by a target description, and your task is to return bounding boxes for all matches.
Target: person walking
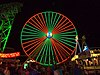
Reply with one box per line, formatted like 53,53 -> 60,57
4,67 -> 10,75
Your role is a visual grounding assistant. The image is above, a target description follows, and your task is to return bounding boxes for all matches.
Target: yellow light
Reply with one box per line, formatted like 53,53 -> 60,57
47,33 -> 49,36
50,33 -> 52,36
75,36 -> 78,40
0,52 -> 20,58
71,55 -> 78,61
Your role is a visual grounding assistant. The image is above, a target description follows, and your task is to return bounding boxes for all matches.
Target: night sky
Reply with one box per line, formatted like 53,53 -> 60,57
1,0 -> 100,55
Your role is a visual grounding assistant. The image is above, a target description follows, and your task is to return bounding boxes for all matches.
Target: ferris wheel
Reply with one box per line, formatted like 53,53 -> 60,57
21,11 -> 78,66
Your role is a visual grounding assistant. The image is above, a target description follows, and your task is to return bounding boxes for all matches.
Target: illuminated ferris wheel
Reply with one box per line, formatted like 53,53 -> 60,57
21,11 -> 78,66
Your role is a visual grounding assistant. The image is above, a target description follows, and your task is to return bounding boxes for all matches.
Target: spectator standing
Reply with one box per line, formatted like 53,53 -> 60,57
4,67 -> 10,75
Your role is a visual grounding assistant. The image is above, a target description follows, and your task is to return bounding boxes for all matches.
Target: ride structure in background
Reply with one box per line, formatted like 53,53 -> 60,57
72,35 -> 91,61
21,11 -> 78,66
0,2 -> 22,52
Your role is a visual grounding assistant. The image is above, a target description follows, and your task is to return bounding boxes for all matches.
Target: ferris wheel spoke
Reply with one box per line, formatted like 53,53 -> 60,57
25,36 -> 46,54
49,41 -> 56,64
22,27 -> 38,32
22,25 -> 46,39
50,43 -> 56,64
21,32 -> 39,40
53,34 -> 76,46
44,43 -> 49,64
32,42 -> 44,60
52,13 -> 57,26
22,38 -> 39,45
51,38 -> 70,56
59,24 -> 73,32
60,30 -> 76,34
53,40 -> 64,61
44,12 -> 52,32
39,43 -> 47,63
34,16 -> 44,29
51,39 -> 59,63
22,37 -> 38,41
30,42 -> 44,62
22,31 -> 39,35
30,18 -> 43,30
60,34 -> 76,37
33,16 -> 48,33
59,27 -> 75,33
52,16 -> 64,32
40,13 -> 48,33
43,12 -> 49,28
22,34 -> 38,38
52,14 -> 61,32
57,21 -> 70,31
28,38 -> 46,56
60,38 -> 76,44
51,13 -> 58,30
48,43 -> 51,65
25,41 -> 41,53
37,14 -> 48,33
25,24 -> 40,32
50,12 -> 54,28
54,33 -> 76,38
59,39 -> 75,48
57,44 -> 69,59
22,31 -> 45,38
45,40 -> 55,65
48,12 -> 50,27
45,43 -> 51,65
63,37 -> 75,40
58,45 -> 70,55
53,24 -> 75,34
37,14 -> 44,27
28,21 -> 43,33
55,18 -> 67,30
34,41 -> 46,62
22,34 -> 38,37
53,38 -> 73,52
23,40 -> 40,49
55,22 -> 70,32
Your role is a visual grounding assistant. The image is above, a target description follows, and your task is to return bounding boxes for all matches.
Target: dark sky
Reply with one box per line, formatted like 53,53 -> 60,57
1,0 -> 100,54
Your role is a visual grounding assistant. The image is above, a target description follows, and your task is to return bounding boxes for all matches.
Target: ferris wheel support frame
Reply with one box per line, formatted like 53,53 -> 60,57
0,2 -> 22,52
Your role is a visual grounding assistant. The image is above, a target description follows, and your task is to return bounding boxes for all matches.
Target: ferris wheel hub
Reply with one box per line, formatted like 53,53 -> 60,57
47,32 -> 52,38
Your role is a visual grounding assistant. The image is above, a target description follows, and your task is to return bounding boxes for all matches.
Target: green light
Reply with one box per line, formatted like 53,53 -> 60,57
0,2 -> 22,52
0,26 -> 2,30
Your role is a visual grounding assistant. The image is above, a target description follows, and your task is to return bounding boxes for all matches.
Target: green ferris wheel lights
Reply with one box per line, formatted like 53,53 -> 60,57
21,11 -> 78,66
0,2 -> 22,52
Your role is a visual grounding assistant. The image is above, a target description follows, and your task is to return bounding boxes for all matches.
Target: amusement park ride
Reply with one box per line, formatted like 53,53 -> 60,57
0,2 -> 22,60
0,2 -> 92,66
0,2 -> 22,52
20,11 -> 78,66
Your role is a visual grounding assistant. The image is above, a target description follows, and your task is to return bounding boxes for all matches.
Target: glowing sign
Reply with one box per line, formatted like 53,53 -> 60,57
0,52 -> 20,58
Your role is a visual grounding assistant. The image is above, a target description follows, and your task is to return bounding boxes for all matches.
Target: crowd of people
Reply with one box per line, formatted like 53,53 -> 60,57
1,59 -> 100,75
0,61 -> 85,75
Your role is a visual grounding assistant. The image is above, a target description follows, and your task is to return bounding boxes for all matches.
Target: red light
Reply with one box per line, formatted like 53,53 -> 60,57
0,52 -> 20,58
